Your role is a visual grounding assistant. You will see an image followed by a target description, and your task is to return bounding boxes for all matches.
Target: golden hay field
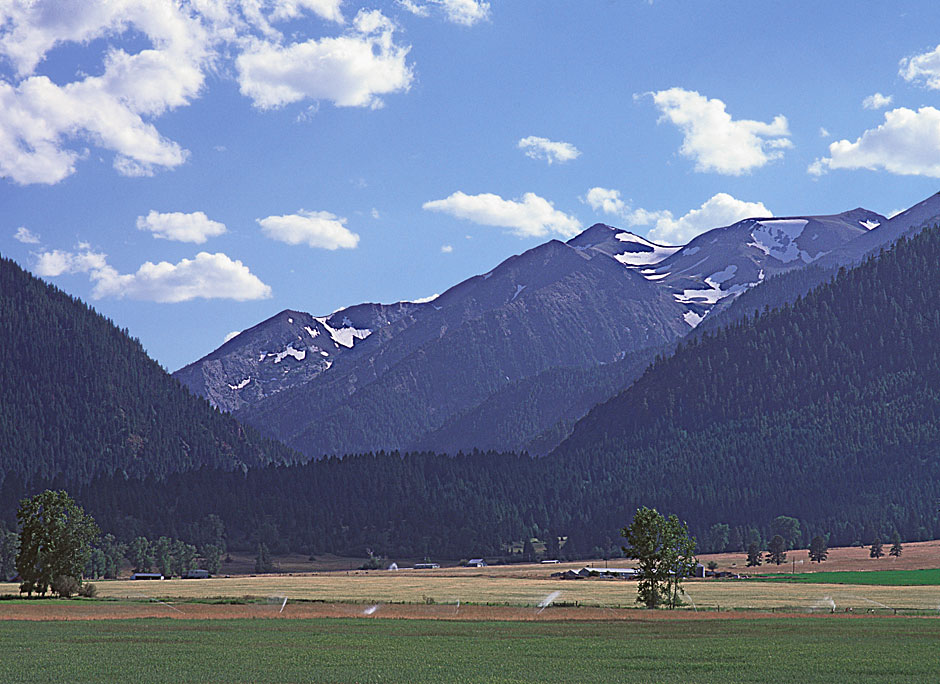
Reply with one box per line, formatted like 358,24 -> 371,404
4,566 -> 940,613
3,541 -> 939,615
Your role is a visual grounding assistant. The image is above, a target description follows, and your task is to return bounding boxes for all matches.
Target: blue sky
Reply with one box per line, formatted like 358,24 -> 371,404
4,0 -> 940,371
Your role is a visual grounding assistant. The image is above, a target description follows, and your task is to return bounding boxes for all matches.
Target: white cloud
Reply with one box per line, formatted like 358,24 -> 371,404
584,187 -> 770,245
862,92 -> 893,110
440,244 -> 453,253
648,87 -> 792,175
819,127 -> 830,138
35,246 -> 271,302
423,191 -> 581,238
646,193 -> 771,244
397,0 -> 490,25
0,1 -> 209,184
223,330 -> 242,343
14,226 -> 40,244
900,44 -> 940,89
809,106 -> 940,178
517,136 -> 581,164
236,9 -> 413,110
0,2 -> 416,185
136,210 -> 227,243
371,207 -> 380,219
269,0 -> 345,24
258,209 -> 360,249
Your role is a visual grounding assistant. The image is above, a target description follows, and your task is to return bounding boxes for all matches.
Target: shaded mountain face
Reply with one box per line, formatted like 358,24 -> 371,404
174,202 -> 891,459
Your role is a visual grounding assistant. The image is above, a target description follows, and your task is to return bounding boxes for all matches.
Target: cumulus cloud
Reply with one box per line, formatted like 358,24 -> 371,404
809,106 -> 940,178
136,210 -> 226,243
900,44 -> 940,89
423,191 -> 581,238
223,330 -> 242,343
397,0 -> 491,25
517,136 -> 581,164
862,93 -> 893,110
258,209 -> 360,249
236,9 -> 413,110
14,226 -> 40,244
0,2 -> 416,185
0,1 -> 209,184
440,244 -> 453,253
584,187 -> 770,245
34,245 -> 271,302
647,88 -> 792,175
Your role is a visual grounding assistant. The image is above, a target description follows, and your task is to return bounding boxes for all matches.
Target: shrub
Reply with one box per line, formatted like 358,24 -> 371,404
78,582 -> 97,598
52,575 -> 80,598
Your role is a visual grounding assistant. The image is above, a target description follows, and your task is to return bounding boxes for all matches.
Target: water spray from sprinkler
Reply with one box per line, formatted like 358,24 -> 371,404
537,591 -> 562,614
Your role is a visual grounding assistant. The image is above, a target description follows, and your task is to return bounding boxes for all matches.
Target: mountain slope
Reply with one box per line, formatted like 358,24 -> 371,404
0,255 -> 298,487
235,238 -> 690,455
174,205 -> 885,459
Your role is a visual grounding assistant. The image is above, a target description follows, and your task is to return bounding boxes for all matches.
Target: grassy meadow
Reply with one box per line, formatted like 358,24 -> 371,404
4,616 -> 940,683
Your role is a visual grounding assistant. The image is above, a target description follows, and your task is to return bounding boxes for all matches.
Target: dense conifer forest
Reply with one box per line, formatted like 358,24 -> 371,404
0,256 -> 299,486
2,225 -> 940,560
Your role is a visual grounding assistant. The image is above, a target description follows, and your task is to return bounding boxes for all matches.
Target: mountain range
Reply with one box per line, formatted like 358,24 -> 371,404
175,193 -> 939,459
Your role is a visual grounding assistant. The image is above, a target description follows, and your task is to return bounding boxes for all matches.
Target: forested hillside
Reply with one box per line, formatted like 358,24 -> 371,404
0,256 -> 298,487
9,226 -> 939,558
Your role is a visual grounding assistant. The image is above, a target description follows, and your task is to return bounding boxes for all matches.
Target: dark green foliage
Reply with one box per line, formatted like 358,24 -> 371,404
0,527 -> 17,581
771,517 -> 802,550
77,582 -> 97,598
16,490 -> 99,596
707,523 -> 730,553
621,507 -> 696,609
809,535 -> 828,563
870,538 -> 885,559
890,536 -> 903,558
0,255 -> 298,486
50,575 -> 79,598
766,535 -> 787,565
129,537 -> 154,573
746,542 -> 762,567
254,543 -> 274,573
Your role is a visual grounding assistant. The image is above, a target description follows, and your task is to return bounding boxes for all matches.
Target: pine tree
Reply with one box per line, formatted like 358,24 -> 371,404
889,536 -> 902,558
870,538 -> 884,559
766,535 -> 787,565
746,542 -> 762,567
808,535 -> 828,563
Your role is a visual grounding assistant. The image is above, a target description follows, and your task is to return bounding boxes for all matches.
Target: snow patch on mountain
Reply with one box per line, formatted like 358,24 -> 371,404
747,219 -> 809,263
228,377 -> 251,390
304,326 -> 319,339
315,317 -> 372,348
683,311 -> 704,328
860,219 -> 880,230
271,346 -> 306,363
612,231 -> 681,266
674,265 -> 746,305
510,284 -> 526,302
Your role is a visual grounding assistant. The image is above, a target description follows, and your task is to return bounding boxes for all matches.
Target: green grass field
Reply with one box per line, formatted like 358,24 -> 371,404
2,617 -> 940,683
756,568 -> 940,586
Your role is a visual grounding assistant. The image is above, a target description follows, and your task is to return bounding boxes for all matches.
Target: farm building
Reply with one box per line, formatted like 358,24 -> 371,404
130,572 -> 164,580
183,569 -> 210,579
414,562 -> 440,569
467,558 -> 487,567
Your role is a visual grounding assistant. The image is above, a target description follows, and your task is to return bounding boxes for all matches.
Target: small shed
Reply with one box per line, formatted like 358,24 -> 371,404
467,558 -> 487,567
414,562 -> 440,569
131,572 -> 164,580
183,569 -> 210,579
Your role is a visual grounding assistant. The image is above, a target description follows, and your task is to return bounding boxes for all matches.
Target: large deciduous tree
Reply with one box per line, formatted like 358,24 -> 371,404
621,507 -> 696,609
809,535 -> 828,563
766,535 -> 787,565
16,490 -> 99,597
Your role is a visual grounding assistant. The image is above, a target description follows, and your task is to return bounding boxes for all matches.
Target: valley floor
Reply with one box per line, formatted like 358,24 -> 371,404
2,615 -> 939,683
